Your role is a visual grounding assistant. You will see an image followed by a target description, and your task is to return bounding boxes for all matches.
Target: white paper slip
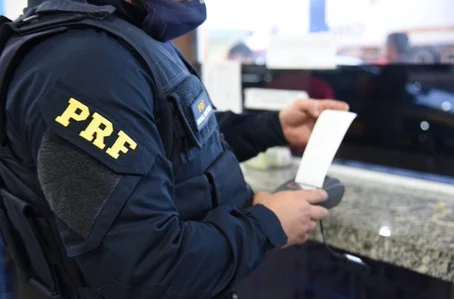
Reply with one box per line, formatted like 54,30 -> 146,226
244,88 -> 309,111
202,61 -> 243,114
295,110 -> 357,188
266,33 -> 337,70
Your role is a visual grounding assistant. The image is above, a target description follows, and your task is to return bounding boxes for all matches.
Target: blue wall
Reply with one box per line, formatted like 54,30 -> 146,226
309,0 -> 329,32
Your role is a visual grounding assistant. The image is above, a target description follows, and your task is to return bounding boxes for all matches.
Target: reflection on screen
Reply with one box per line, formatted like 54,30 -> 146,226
224,63 -> 454,182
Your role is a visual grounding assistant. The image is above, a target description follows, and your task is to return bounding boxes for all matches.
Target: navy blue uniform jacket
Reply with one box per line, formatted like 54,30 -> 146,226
5,0 -> 289,298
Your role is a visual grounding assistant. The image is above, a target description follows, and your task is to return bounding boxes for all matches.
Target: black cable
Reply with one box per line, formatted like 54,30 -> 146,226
319,220 -> 347,260
319,221 -> 370,271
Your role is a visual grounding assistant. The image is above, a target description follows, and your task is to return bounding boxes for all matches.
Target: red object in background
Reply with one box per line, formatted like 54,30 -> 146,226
265,73 -> 335,99
374,58 -> 388,65
265,72 -> 336,156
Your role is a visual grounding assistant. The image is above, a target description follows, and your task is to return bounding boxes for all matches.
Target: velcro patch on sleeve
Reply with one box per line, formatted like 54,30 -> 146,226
38,81 -> 156,175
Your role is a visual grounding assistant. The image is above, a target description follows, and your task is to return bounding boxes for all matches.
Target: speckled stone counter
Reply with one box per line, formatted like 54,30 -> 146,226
241,161 -> 454,283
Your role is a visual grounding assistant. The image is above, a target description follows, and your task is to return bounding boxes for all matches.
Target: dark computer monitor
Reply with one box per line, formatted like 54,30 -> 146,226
194,62 -> 454,183
242,64 -> 454,183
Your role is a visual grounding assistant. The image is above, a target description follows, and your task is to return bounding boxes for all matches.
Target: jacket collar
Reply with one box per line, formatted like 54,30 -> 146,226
28,0 -> 146,26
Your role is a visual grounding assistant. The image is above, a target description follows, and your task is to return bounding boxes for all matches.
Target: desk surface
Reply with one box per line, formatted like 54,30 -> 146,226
242,161 -> 454,283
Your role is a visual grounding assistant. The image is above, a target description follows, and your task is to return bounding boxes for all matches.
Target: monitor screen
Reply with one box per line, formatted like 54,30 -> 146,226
199,0 -> 454,65
231,64 -> 454,183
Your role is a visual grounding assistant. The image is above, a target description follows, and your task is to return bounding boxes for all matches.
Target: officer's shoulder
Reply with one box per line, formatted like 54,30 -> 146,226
11,27 -> 159,175
11,26 -> 154,105
24,26 -> 148,82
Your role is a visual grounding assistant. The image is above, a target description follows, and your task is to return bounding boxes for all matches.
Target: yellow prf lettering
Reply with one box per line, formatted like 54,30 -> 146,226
55,98 -> 90,127
198,100 -> 205,113
79,112 -> 114,150
106,130 -> 137,159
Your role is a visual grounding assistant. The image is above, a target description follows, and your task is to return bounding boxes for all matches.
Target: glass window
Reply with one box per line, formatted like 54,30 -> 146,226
198,0 -> 454,65
3,0 -> 27,20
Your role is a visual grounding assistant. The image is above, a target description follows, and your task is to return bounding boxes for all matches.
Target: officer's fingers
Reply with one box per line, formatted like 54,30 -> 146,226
296,233 -> 309,245
307,221 -> 317,233
292,99 -> 319,116
299,189 -> 328,204
302,99 -> 349,118
318,100 -> 350,113
310,206 -> 329,221
292,99 -> 349,118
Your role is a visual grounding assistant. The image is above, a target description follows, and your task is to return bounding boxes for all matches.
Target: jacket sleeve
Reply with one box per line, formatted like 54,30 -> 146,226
10,28 -> 288,299
216,111 -> 288,162
37,131 -> 286,299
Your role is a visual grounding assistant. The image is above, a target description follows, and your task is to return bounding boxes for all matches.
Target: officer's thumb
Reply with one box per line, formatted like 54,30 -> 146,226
294,189 -> 328,204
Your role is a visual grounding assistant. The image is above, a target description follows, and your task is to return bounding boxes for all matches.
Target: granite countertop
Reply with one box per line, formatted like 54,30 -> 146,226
241,161 -> 454,283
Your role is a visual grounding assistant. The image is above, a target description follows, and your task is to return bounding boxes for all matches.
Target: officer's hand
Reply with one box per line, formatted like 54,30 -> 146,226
253,190 -> 329,247
279,99 -> 349,151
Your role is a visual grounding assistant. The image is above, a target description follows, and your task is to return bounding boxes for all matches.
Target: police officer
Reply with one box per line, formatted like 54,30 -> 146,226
0,0 -> 349,298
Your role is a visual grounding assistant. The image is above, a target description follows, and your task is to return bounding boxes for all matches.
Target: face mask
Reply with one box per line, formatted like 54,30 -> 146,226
141,0 -> 206,42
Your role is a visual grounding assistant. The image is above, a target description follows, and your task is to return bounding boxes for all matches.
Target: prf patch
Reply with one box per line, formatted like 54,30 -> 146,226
54,98 -> 136,160
191,94 -> 214,131
39,84 -> 154,175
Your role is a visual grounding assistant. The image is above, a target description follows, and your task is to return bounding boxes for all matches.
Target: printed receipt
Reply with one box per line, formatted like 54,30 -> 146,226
295,110 -> 357,189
